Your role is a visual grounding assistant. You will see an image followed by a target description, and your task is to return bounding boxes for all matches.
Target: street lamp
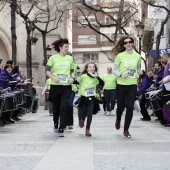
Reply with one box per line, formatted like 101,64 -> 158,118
46,45 -> 51,60
27,21 -> 38,83
136,22 -> 145,55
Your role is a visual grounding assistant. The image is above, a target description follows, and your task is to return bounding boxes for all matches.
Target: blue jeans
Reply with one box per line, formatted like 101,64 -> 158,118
67,91 -> 75,126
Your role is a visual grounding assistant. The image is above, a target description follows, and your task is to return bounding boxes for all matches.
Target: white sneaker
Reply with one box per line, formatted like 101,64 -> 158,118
106,111 -> 111,116
110,110 -> 116,116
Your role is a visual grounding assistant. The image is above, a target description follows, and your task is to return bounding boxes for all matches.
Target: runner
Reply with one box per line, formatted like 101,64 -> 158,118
112,36 -> 141,138
102,67 -> 117,116
77,62 -> 104,137
46,38 -> 75,137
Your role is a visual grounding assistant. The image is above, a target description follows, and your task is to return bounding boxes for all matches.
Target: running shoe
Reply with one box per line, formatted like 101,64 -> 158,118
123,130 -> 131,138
85,129 -> 92,137
68,126 -> 73,130
54,128 -> 59,133
104,111 -> 107,115
110,110 -> 116,116
106,111 -> 110,116
115,120 -> 120,130
79,119 -> 84,128
58,129 -> 64,137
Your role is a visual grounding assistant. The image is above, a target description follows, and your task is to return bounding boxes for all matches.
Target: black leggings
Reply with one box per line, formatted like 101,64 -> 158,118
50,85 -> 71,130
82,99 -> 94,130
116,84 -> 137,131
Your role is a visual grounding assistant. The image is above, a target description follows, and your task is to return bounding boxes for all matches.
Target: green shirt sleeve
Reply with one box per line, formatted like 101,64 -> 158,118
47,55 -> 53,66
114,54 -> 121,67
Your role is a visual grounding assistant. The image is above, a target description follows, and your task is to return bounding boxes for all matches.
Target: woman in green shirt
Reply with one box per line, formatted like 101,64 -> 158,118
46,38 -> 75,137
112,36 -> 141,138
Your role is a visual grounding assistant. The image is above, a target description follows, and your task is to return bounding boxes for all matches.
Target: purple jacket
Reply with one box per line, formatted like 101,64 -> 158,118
155,68 -> 164,86
138,75 -> 154,95
0,70 -> 15,89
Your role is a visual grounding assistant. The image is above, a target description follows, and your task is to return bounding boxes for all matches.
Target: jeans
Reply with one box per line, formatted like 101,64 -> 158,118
67,91 -> 75,126
116,84 -> 137,131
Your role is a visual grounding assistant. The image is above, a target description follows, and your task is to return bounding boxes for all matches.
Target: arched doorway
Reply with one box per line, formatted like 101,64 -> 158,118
0,38 -> 9,62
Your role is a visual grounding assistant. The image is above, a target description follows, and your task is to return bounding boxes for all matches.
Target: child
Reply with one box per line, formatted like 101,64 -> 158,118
77,62 -> 104,137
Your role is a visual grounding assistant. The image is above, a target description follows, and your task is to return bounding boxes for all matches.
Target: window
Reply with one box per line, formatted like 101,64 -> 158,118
83,53 -> 99,63
78,35 -> 97,45
105,16 -> 115,24
85,0 -> 96,5
101,33 -> 115,41
78,16 -> 96,26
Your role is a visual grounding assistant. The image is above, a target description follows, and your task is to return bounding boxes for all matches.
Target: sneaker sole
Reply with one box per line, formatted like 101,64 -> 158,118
124,136 -> 131,138
85,134 -> 92,137
58,134 -> 64,137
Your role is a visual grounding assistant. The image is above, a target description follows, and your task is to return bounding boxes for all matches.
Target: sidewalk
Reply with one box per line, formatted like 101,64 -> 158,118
0,107 -> 170,170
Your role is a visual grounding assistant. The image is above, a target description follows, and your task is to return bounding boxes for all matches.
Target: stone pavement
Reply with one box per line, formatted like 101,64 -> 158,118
0,107 -> 170,170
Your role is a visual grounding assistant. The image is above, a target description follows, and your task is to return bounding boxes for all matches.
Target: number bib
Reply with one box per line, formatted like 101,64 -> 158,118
57,74 -> 68,83
85,88 -> 96,97
126,69 -> 136,78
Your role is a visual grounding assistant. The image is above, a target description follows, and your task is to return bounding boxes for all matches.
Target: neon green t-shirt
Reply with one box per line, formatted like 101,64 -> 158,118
77,74 -> 99,97
47,54 -> 74,85
114,51 -> 141,85
102,73 -> 117,90
72,84 -> 78,93
45,78 -> 51,90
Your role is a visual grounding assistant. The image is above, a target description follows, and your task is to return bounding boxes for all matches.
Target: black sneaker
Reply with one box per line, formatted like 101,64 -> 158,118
58,129 -> 64,137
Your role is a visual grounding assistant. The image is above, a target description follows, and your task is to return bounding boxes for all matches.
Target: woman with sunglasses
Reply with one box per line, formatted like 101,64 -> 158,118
112,36 -> 141,138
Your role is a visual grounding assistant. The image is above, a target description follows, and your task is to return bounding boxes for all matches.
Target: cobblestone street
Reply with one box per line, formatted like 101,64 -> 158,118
0,106 -> 170,170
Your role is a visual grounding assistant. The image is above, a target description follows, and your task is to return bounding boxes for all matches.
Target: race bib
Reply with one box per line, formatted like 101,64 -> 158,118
57,74 -> 68,83
85,88 -> 96,97
126,69 -> 136,78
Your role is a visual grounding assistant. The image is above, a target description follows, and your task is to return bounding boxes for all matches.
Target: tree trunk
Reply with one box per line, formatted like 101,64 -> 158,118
26,26 -> 32,80
10,0 -> 17,64
42,32 -> 47,67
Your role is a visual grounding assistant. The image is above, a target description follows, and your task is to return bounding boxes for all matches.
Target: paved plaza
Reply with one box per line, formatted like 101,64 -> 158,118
0,106 -> 170,170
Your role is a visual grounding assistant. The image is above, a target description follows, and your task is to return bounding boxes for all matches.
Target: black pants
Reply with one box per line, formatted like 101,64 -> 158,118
102,97 -> 106,111
140,94 -> 151,119
50,85 -> 71,130
82,98 -> 94,130
104,89 -> 116,111
116,84 -> 137,131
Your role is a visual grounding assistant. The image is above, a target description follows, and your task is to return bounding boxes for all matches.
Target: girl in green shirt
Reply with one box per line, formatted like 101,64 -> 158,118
77,62 -> 104,137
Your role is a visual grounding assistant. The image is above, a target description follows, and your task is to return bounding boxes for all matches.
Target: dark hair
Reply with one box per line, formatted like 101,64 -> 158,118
52,38 -> 69,52
13,66 -> 20,74
112,36 -> 134,55
4,64 -> 13,70
0,59 -> 3,64
81,62 -> 98,75
155,61 -> 162,67
6,60 -> 14,65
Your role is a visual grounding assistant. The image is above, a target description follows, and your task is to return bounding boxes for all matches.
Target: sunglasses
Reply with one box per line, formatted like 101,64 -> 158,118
123,41 -> 133,45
